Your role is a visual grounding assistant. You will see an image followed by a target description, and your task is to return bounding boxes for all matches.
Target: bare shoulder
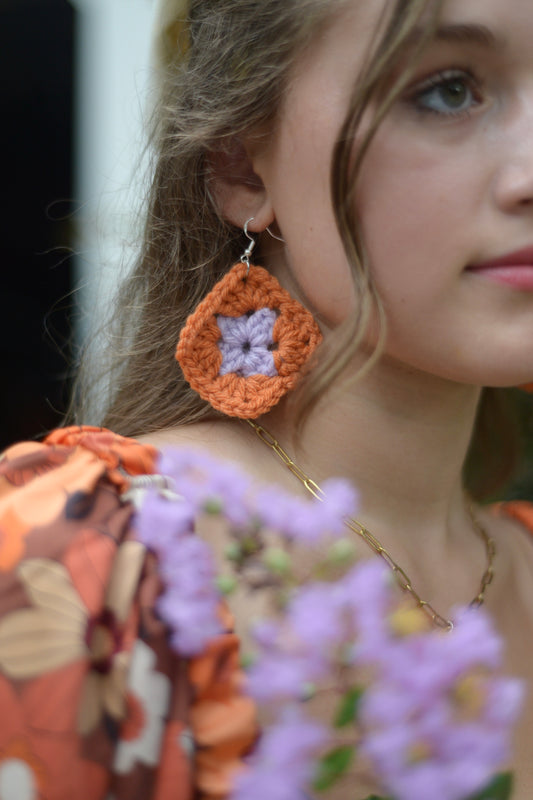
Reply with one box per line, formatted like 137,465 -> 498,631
138,418 -> 294,487
138,419 -> 248,457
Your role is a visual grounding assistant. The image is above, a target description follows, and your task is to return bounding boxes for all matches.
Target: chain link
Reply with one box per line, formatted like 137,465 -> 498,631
247,419 -> 496,632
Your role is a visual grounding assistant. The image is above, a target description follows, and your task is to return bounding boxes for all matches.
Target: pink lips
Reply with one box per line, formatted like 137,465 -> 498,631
467,246 -> 533,290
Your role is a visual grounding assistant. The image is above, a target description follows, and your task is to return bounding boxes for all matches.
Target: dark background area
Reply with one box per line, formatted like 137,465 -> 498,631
0,0 -> 75,450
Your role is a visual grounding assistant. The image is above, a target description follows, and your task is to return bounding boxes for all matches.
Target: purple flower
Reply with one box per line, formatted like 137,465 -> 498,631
319,478 -> 360,531
281,482 -> 359,542
357,606 -> 525,800
364,607 -> 506,706
245,579 -> 354,704
336,560 -> 394,662
284,500 -> 334,542
135,474 -> 224,657
341,559 -> 392,624
260,707 -> 329,768
159,589 -> 222,654
134,445 -> 523,800
135,489 -> 195,550
486,677 -> 524,726
201,459 -> 253,526
217,309 -> 278,378
361,711 -> 513,800
157,446 -> 360,545
157,448 -> 252,525
157,447 -> 214,483
443,605 -> 503,672
246,647 -> 328,703
253,485 -> 298,532
158,535 -> 217,590
153,531 -> 223,656
245,565 -> 392,706
288,583 -> 346,649
251,619 -> 281,649
231,707 -> 329,800
253,481 -> 358,543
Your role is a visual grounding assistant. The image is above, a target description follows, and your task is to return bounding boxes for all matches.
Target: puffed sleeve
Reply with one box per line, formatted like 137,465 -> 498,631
0,426 -> 257,800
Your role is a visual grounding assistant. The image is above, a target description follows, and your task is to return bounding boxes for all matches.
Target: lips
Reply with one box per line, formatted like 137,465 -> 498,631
467,246 -> 533,290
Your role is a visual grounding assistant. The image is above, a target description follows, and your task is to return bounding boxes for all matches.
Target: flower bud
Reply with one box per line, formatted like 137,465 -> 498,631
326,537 -> 357,564
263,546 -> 292,575
217,574 -> 238,595
225,541 -> 243,562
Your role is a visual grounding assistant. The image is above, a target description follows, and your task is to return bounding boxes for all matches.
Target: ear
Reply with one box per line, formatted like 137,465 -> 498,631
208,139 -> 274,232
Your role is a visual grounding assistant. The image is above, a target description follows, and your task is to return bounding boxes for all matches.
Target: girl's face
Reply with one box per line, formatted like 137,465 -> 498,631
252,0 -> 533,387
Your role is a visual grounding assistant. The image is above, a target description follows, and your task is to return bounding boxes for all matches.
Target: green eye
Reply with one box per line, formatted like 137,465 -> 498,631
439,79 -> 469,108
413,71 -> 481,116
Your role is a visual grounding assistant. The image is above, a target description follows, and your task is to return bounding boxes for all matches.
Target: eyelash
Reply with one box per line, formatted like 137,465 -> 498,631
408,68 -> 484,119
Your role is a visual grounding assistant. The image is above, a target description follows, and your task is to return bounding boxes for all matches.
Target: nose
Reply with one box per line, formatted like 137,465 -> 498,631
491,91 -> 533,213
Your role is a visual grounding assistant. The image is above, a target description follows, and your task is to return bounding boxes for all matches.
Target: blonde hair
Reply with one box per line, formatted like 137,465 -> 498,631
73,0 -> 437,423
70,0 -> 523,498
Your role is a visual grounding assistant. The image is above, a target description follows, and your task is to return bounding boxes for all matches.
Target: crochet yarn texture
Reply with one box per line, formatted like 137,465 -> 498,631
176,262 -> 322,418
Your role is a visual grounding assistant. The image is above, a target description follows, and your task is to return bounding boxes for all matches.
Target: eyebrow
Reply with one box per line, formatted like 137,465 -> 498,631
410,23 -> 499,51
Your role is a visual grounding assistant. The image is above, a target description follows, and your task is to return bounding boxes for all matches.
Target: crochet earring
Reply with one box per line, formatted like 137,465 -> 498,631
175,219 -> 322,418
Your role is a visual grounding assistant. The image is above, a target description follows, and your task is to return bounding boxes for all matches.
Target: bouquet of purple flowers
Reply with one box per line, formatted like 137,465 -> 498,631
135,448 -> 523,800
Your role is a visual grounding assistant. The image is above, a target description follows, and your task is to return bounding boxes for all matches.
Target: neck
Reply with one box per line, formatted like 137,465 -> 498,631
262,359 -> 482,562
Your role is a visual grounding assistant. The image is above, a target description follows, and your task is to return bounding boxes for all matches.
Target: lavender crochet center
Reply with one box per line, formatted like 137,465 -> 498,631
217,308 -> 279,378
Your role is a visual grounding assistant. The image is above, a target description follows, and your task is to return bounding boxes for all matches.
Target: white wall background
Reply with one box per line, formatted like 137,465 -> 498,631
69,0 -> 156,340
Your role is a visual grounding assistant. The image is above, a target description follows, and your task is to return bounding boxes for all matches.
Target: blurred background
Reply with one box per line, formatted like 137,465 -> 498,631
0,0 -> 153,450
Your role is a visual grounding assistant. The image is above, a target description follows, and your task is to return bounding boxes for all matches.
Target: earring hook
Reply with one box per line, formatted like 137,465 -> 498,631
266,226 -> 285,243
241,217 -> 257,274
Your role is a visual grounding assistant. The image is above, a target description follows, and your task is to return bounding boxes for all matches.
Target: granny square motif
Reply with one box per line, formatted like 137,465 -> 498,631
175,262 -> 322,418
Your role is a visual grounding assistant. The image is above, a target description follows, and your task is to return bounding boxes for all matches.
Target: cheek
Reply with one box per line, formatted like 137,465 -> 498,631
265,131 -> 358,325
355,127 -> 479,307
288,230 -> 357,325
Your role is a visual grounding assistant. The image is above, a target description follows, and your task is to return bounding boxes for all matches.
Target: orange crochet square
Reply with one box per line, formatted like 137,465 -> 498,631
176,263 -> 322,418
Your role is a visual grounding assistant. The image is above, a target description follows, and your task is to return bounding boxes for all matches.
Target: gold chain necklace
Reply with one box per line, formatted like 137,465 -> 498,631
247,419 -> 496,631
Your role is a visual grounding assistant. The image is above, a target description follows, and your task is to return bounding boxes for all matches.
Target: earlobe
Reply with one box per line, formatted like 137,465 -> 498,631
208,139 -> 274,231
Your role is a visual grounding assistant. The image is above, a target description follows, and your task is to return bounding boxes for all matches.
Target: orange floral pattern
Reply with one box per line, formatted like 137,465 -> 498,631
0,427 -> 257,800
0,507 -> 30,572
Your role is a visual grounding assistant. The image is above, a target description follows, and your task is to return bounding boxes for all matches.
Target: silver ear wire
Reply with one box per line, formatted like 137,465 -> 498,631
240,217 -> 257,274
266,226 -> 285,244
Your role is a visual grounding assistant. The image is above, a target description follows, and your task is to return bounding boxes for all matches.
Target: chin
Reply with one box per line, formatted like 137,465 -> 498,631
476,362 -> 533,389
477,372 -> 533,390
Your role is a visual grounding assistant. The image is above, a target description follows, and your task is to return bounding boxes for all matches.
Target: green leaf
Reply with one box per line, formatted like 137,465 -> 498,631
334,686 -> 364,728
362,795 -> 392,800
467,772 -> 514,800
360,773 -> 513,800
312,745 -> 355,792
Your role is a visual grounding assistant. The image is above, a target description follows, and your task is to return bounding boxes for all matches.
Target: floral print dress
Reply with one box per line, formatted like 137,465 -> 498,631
0,427 -> 257,800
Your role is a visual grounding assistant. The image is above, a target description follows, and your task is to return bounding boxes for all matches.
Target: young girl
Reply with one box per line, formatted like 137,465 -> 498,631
1,0 -> 533,798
